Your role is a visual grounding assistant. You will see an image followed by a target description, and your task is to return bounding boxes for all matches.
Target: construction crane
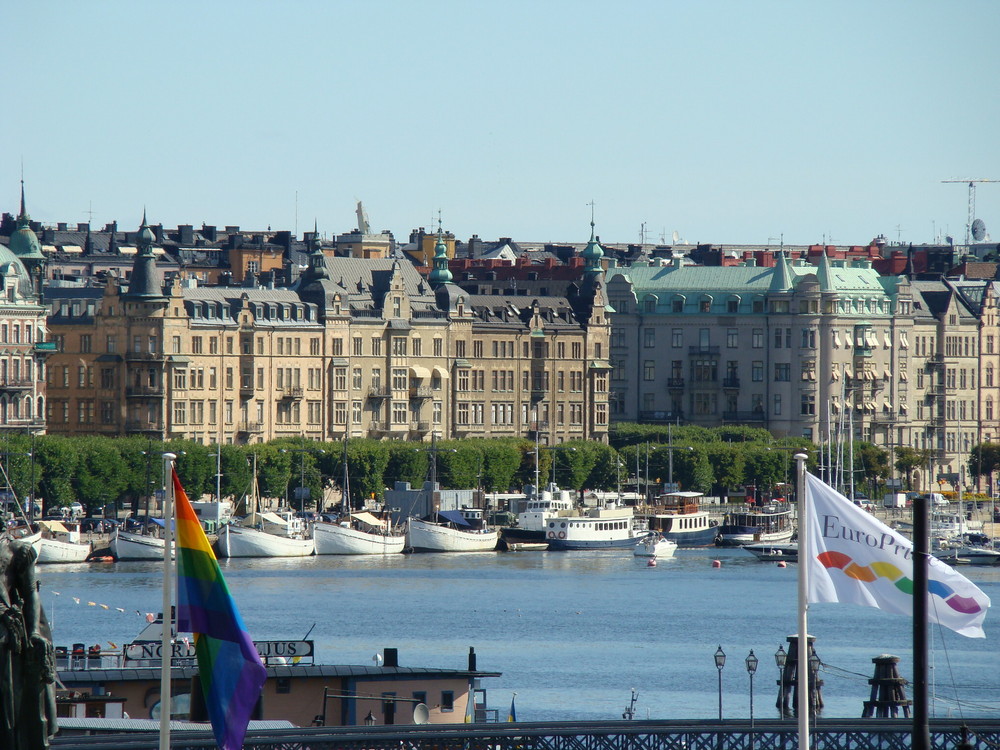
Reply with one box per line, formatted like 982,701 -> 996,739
941,178 -> 998,246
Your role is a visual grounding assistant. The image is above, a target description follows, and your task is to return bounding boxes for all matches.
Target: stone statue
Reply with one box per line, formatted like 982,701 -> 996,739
0,525 -> 57,749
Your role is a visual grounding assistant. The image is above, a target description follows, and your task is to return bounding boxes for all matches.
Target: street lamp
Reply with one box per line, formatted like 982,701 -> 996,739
808,648 -> 822,718
745,650 -> 758,740
774,645 -> 787,718
714,645 -> 726,720
364,710 -> 376,726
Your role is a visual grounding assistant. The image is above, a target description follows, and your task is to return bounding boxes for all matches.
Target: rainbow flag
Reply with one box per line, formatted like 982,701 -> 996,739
174,469 -> 266,750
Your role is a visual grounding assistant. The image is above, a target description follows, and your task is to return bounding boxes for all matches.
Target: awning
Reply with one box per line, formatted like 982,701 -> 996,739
453,359 -> 472,368
845,332 -> 853,347
432,366 -> 449,379
351,512 -> 386,528
833,331 -> 842,347
61,245 -> 83,254
409,365 -> 430,379
436,509 -> 471,527
883,367 -> 891,380
831,369 -> 840,381
331,358 -> 349,366
900,371 -> 908,381
39,520 -> 69,533
169,356 -> 191,364
844,365 -> 853,378
883,400 -> 892,411
899,333 -> 909,348
388,319 -> 412,330
259,512 -> 289,525
883,332 -> 892,348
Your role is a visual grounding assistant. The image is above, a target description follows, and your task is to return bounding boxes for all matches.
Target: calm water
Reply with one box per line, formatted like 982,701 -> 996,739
39,548 -> 1000,722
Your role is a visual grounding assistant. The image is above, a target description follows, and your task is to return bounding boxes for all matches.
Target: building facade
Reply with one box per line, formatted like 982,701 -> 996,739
45,220 -> 610,445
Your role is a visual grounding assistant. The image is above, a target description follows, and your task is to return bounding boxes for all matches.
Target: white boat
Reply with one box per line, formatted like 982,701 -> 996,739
500,487 -> 574,547
933,545 -> 1000,566
545,503 -> 647,550
217,511 -> 315,558
633,533 -> 678,559
314,512 -> 405,555
645,491 -> 719,547
37,520 -> 92,564
110,528 -> 168,561
406,511 -> 499,553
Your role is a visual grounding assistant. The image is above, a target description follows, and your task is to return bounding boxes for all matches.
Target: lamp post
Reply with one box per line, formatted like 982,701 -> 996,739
808,647 -> 822,718
745,650 -> 758,741
774,645 -> 787,718
364,710 -> 376,726
714,645 -> 726,720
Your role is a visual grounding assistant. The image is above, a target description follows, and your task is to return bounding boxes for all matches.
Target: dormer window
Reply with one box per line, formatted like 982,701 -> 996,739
699,295 -> 713,313
670,295 -> 685,313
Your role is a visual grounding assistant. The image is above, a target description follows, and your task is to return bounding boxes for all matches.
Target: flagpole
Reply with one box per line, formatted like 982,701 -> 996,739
794,452 -> 809,750
159,452 -> 177,750
912,494 -> 930,750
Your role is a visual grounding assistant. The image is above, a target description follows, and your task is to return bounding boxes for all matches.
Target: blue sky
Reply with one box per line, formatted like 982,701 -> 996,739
6,1 -> 999,247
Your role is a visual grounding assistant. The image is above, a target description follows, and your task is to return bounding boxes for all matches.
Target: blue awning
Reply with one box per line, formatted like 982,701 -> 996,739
437,510 -> 471,527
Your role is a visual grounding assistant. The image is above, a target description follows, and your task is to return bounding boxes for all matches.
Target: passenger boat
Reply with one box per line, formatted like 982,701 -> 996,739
217,511 -> 315,558
744,542 -> 798,562
633,532 -> 678,559
110,527 -> 167,561
499,486 -> 573,547
644,491 -> 718,547
544,502 -> 647,550
933,545 -> 1000,566
715,502 -> 794,546
406,509 -> 499,553
37,519 -> 92,563
314,512 -> 405,555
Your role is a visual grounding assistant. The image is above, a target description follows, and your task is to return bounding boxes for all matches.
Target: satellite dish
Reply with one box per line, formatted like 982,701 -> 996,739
413,703 -> 430,724
372,653 -> 383,666
972,218 -> 987,242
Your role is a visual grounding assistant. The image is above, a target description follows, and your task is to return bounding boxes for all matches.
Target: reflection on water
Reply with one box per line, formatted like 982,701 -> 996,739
38,547 -> 999,722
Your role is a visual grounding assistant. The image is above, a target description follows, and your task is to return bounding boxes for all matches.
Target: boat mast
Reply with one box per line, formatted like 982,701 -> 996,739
341,438 -> 350,517
430,432 -> 440,515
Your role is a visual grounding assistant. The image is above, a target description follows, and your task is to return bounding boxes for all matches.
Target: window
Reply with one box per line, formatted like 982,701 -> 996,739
352,400 -> 362,424
752,361 -> 763,382
752,329 -> 763,348
372,337 -> 382,356
80,334 -> 92,353
643,361 -> 655,381
441,691 -> 455,711
433,338 -> 443,356
800,393 -> 816,416
726,329 -> 738,348
172,335 -> 181,354
313,338 -> 323,356
192,336 -> 202,354
643,328 -> 655,348
353,337 -> 363,355
333,338 -> 343,356
774,394 -> 782,415
774,363 -> 790,381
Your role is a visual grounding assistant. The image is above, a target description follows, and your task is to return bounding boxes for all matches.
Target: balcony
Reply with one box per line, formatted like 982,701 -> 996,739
239,380 -> 255,397
367,386 -> 391,400
0,378 -> 35,392
125,385 -> 164,397
410,421 -> 430,434
871,412 -> 896,424
279,386 -> 303,399
722,410 -> 767,423
530,388 -> 547,402
722,377 -> 741,389
409,385 -> 433,400
125,419 -> 164,434
237,421 -> 264,434
666,377 -> 685,390
638,410 -> 684,424
688,346 -> 720,356
926,354 -> 945,368
124,351 -> 164,362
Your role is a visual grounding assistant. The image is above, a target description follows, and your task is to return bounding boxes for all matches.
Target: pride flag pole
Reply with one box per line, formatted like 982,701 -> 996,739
794,452 -> 809,750
159,452 -> 177,750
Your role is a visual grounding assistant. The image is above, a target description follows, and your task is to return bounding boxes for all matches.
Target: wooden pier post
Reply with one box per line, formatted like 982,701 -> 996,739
862,654 -> 911,718
776,635 -> 824,718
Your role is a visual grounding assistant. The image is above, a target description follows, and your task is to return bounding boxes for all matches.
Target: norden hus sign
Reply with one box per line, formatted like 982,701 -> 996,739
123,640 -> 314,663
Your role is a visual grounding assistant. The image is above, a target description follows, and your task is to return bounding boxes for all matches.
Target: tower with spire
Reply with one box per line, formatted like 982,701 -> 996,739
428,214 -> 453,289
123,211 -> 165,300
9,180 -> 46,295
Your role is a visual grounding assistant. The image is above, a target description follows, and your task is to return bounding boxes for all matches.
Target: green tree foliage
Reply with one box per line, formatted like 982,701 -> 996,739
583,444 -> 620,491
704,444 -> 745,497
72,438 -> 129,512
894,446 -> 931,490
342,439 -> 390,507
480,441 -> 524,493
968,443 -> 1000,488
384,443 -> 429,490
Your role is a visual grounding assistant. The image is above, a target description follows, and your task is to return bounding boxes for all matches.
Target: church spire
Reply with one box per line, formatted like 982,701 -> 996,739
428,211 -> 453,288
124,210 -> 165,299
581,204 -> 605,280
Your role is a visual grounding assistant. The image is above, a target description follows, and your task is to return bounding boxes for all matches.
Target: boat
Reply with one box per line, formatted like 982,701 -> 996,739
110,526 -> 168,561
314,512 -> 405,555
217,510 -> 315,558
406,510 -> 499,553
499,486 -> 573,547
313,440 -> 405,555
36,519 -> 92,563
505,541 -> 549,552
744,542 -> 798,562
644,491 -> 719,547
544,502 -> 647,550
633,532 -> 678,559
715,502 -> 794,546
933,545 -> 1000,566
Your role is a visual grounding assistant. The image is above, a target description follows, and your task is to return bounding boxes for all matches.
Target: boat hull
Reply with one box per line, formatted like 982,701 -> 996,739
313,522 -> 405,555
547,535 -> 640,550
406,519 -> 499,552
633,537 -> 678,558
744,543 -> 798,562
716,527 -> 795,546
38,537 -> 92,564
110,529 -> 167,561
218,524 -> 315,558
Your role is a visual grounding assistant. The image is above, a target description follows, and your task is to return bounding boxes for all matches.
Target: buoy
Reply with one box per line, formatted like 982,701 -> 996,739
777,561 -> 787,568
712,559 -> 722,568
647,558 -> 657,567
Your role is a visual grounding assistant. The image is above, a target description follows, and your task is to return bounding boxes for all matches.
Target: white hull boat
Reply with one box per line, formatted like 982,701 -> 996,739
39,537 -> 91,564
744,542 -> 798,562
934,545 -> 1000,566
406,517 -> 498,553
110,529 -> 168,561
313,519 -> 405,555
217,523 -> 315,558
633,533 -> 678,559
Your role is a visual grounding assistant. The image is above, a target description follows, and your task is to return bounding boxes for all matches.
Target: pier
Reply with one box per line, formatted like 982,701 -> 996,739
52,717 -> 1000,750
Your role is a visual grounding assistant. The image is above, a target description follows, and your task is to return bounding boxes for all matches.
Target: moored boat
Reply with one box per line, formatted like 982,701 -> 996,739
314,512 -> 405,555
110,527 -> 168,561
217,511 -> 315,558
406,510 -> 499,553
933,545 -> 1000,566
633,532 -> 678,559
499,487 -> 573,548
645,491 -> 718,547
37,520 -> 92,563
716,502 -> 794,546
545,502 -> 646,550
744,542 -> 798,562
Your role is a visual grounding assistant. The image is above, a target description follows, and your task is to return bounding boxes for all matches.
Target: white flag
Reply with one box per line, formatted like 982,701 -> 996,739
805,473 -> 990,638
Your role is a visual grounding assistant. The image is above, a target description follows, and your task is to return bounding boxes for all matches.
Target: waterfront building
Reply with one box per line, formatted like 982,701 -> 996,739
0,183 -> 51,432
45,218 -> 609,444
606,251 -> 916,453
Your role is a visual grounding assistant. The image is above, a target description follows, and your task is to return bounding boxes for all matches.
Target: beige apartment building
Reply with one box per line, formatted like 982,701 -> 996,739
44,220 -> 610,445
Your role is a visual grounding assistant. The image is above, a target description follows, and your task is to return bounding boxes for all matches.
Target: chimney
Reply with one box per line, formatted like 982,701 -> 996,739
57,222 -> 68,231
77,223 -> 90,232
178,225 -> 195,245
383,648 -> 398,668
468,646 -> 477,671
202,225 -> 218,242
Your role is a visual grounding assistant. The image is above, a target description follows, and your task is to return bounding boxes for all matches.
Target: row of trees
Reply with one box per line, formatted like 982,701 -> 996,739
4,427 -> 993,516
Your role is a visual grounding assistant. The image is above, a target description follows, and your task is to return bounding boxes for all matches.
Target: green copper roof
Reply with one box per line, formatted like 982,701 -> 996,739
428,231 -> 453,287
9,181 -> 44,260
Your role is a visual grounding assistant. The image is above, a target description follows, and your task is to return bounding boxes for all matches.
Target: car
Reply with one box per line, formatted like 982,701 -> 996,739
79,518 -> 113,533
69,502 -> 85,517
